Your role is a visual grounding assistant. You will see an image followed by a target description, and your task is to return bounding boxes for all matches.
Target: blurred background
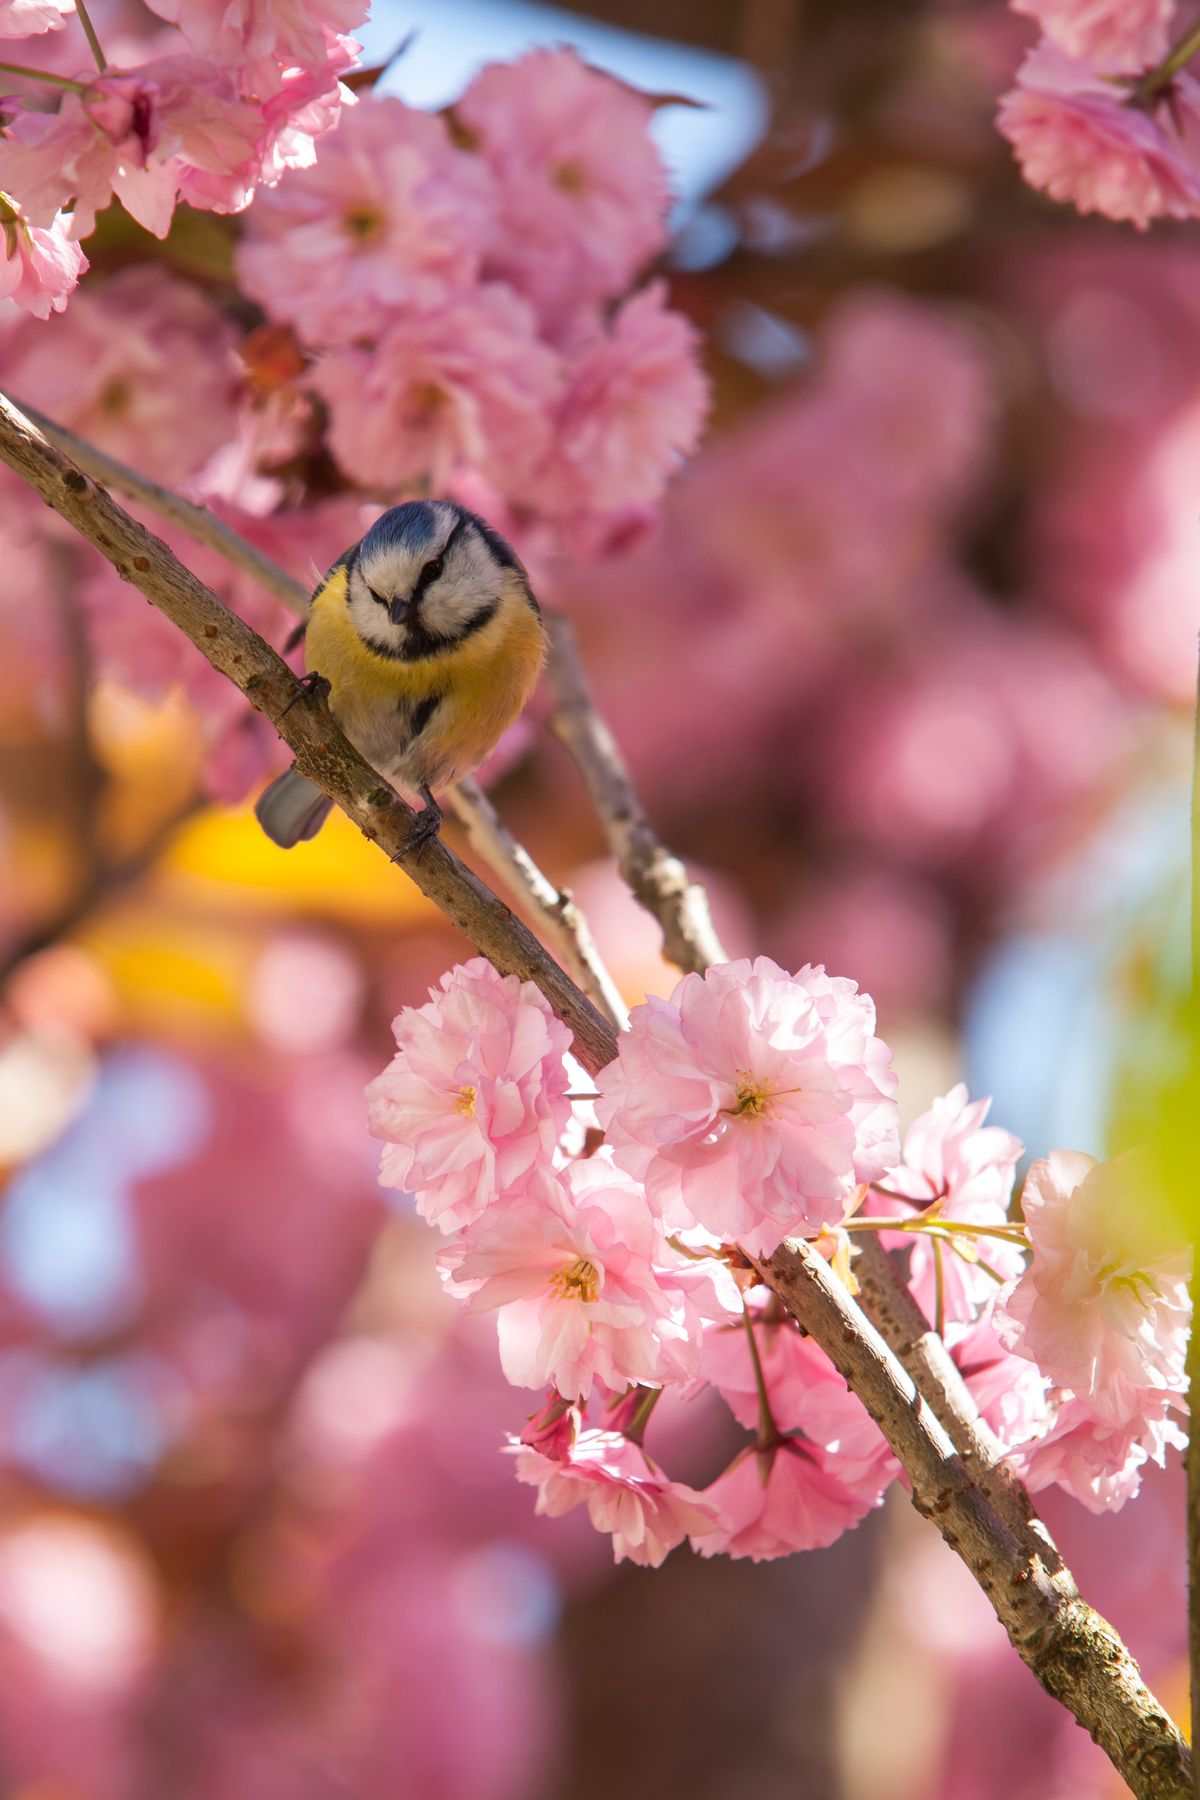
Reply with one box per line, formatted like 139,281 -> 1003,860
0,0 -> 1195,1795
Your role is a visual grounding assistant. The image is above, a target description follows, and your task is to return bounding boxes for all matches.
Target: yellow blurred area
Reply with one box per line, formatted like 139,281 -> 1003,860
162,805 -> 439,927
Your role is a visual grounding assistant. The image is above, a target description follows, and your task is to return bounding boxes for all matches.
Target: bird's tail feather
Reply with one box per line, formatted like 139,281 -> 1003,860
255,767 -> 333,848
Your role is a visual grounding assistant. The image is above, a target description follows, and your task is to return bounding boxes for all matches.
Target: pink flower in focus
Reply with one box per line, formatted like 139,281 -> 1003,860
870,1085 -> 1024,1327
702,1312 -> 898,1497
457,46 -> 670,327
0,192 -> 85,317
145,0 -> 365,73
366,958 -> 572,1234
444,1159 -> 701,1400
998,43 -> 1200,228
596,958 -> 899,1257
1,58 -> 270,239
0,0 -> 73,34
1010,0 -> 1174,71
237,96 -> 493,347
996,1150 -> 1190,1418
695,1439 -> 878,1561
1019,1394 -> 1186,1512
313,286 -> 561,496
533,283 -> 709,519
513,1429 -> 719,1566
0,265 -> 238,485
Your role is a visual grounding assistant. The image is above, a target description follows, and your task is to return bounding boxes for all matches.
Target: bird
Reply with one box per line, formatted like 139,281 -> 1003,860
255,498 -> 546,853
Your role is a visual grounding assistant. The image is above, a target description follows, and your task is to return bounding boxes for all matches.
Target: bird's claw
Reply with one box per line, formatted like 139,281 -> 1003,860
281,671 -> 331,717
404,799 -> 443,859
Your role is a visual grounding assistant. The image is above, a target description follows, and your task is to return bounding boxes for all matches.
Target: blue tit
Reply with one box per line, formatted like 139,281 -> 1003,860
255,499 -> 545,852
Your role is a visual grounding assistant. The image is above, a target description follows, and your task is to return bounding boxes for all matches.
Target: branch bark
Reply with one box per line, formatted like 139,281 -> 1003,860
0,389 -> 1189,1800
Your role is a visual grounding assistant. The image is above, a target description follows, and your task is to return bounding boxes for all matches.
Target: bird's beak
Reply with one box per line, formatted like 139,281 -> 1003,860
388,596 -> 411,628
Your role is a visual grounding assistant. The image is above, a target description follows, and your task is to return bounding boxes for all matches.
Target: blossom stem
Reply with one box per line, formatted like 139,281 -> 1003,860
1131,17 -> 1200,103
742,1306 -> 779,1450
933,1238 -> 946,1339
73,0 -> 107,71
622,1385 -> 662,1446
0,61 -> 88,92
842,1216 -> 1029,1245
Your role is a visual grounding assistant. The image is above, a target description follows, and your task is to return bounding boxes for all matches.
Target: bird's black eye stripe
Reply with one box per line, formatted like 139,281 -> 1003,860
367,584 -> 389,609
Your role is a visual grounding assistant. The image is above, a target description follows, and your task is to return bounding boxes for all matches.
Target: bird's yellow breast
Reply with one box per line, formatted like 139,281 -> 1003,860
303,563 -> 545,794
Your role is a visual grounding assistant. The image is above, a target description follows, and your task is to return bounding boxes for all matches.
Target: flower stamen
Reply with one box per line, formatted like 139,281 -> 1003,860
549,1256 -> 601,1303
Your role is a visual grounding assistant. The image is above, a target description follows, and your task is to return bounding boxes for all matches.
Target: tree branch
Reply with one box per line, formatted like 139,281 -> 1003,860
0,388 -> 1188,1800
543,609 -> 728,977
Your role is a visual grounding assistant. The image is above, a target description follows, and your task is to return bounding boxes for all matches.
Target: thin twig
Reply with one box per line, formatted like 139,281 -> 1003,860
5,393 -> 628,1027
543,609 -> 728,978
0,390 -> 1189,1800
447,779 -> 628,1031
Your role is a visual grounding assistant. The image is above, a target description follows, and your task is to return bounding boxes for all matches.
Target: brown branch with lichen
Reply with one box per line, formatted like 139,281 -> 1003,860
0,389 -> 1189,1800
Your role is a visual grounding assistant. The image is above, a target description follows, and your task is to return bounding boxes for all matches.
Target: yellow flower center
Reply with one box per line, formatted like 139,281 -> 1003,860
454,1085 -> 477,1117
731,1074 -> 773,1119
548,1257 -> 600,1304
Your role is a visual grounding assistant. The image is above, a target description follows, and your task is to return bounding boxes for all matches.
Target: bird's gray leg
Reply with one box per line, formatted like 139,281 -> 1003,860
405,784 -> 444,856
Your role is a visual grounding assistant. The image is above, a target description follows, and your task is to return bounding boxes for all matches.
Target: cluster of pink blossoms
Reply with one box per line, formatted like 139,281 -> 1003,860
999,0 -> 1200,227
367,956 -> 1191,1565
0,0 -> 363,314
235,52 -> 709,543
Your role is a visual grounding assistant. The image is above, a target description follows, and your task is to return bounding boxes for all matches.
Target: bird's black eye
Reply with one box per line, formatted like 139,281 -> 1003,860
367,584 -> 389,609
422,556 -> 444,585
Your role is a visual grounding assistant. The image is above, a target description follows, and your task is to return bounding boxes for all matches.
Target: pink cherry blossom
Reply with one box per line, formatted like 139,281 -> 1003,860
236,95 -> 493,348
997,43 -> 1200,228
869,1085 -> 1023,1326
948,1316 -> 1053,1455
0,193 -> 85,318
0,0 -> 73,34
366,958 -> 572,1234
1010,0 -> 1174,71
0,264 -> 238,485
456,46 -> 671,327
596,957 -> 899,1257
695,1438 -> 879,1561
144,0 -> 365,75
702,1311 -> 898,1497
532,283 -> 709,521
1019,1393 -> 1186,1513
1,58 -> 270,239
444,1159 -> 701,1401
313,285 -> 561,496
512,1429 -> 719,1566
995,1150 -> 1190,1419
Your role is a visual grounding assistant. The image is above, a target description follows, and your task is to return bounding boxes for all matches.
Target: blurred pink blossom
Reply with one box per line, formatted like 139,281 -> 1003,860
0,264 -> 238,484
1010,0 -> 1175,70
314,285 -> 560,495
367,958 -> 572,1234
597,957 -> 899,1257
996,1150 -> 1190,1419
695,1438 -> 880,1561
998,42 -> 1200,227
534,282 -> 709,521
870,1086 -> 1024,1326
0,192 -> 85,317
0,0 -> 73,33
236,95 -> 494,347
457,46 -> 670,329
446,1159 -> 700,1400
513,1428 -> 718,1566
